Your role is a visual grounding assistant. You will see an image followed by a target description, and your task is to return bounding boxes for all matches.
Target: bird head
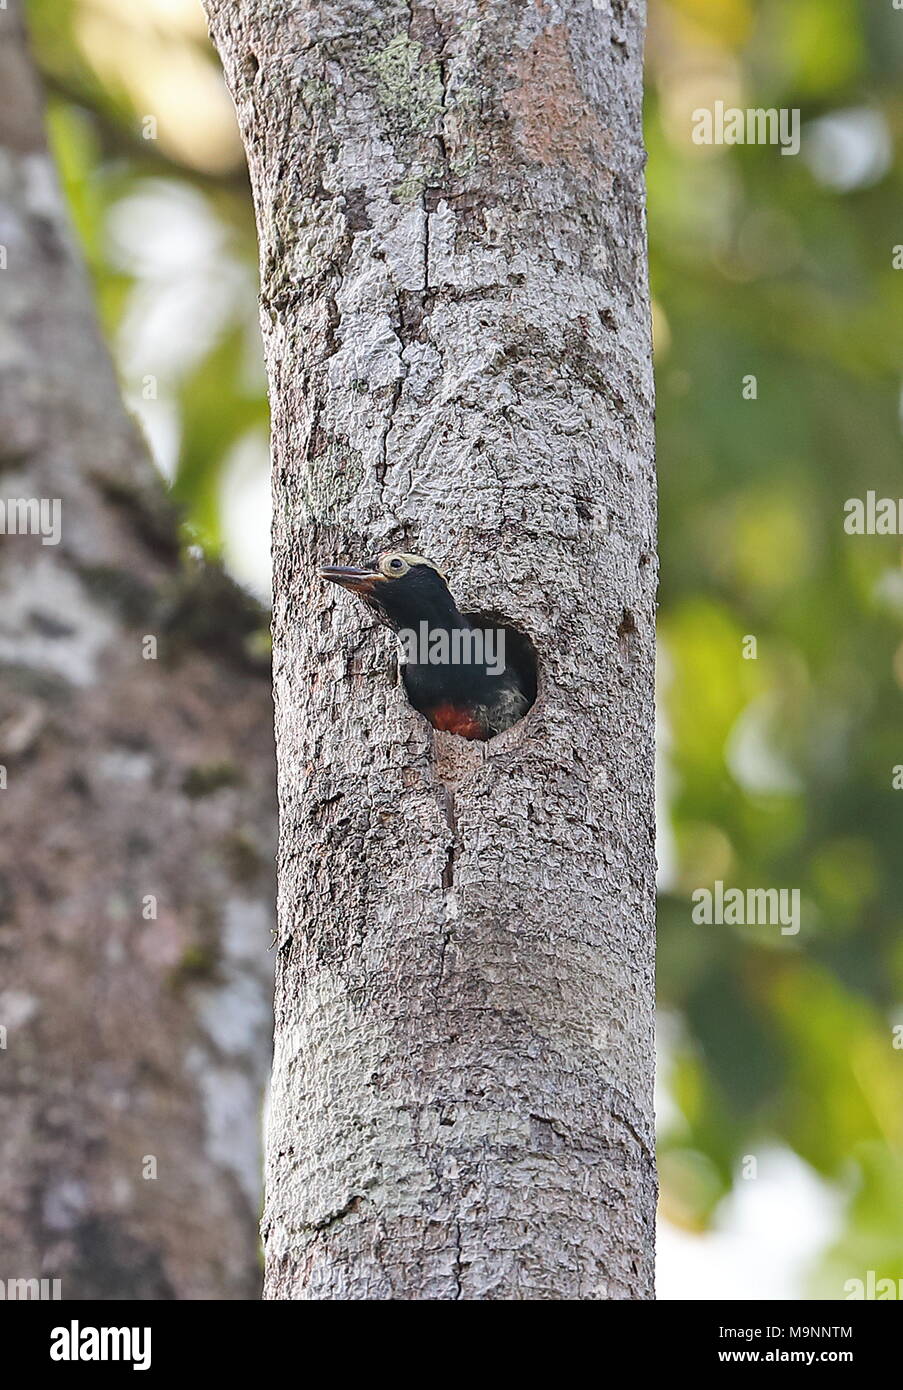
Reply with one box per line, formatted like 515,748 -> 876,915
320,551 -> 458,631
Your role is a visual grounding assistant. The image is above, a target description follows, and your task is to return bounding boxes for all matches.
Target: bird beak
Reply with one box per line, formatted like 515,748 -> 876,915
319,564 -> 384,595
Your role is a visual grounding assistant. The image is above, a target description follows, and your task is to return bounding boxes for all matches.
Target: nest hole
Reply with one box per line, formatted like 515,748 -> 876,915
462,610 -> 539,736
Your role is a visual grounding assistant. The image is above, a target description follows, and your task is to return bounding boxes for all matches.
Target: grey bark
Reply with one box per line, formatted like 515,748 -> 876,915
206,0 -> 656,1299
0,8 -> 274,1299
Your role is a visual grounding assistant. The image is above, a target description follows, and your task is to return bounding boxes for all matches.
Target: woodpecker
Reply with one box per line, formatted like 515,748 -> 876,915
320,552 -> 535,740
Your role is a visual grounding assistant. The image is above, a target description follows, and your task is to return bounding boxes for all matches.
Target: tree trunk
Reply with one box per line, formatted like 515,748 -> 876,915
0,9 -> 274,1300
206,0 -> 656,1299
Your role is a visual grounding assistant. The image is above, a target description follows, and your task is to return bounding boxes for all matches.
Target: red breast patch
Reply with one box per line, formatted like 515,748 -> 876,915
427,702 -> 487,741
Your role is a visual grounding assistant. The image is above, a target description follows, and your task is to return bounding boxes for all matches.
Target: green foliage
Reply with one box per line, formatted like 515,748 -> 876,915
29,0 -> 260,569
650,0 -> 903,1291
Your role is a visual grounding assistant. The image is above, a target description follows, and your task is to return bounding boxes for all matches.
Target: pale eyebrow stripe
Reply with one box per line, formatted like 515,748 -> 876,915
396,553 -> 446,578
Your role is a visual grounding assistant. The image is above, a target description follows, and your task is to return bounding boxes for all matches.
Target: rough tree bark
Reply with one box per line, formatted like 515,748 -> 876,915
206,0 -> 656,1299
0,9 -> 274,1299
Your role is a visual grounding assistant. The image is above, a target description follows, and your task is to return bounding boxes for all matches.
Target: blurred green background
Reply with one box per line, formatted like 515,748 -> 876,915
29,0 -> 903,1297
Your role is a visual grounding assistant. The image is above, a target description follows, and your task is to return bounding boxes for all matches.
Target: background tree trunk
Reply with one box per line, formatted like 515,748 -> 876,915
206,0 -> 656,1299
0,8 -> 274,1300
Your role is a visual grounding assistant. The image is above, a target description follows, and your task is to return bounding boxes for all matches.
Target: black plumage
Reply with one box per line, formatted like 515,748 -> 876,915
320,552 -> 536,740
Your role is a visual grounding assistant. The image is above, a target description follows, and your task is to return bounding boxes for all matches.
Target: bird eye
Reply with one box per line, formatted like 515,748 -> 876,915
381,554 -> 408,576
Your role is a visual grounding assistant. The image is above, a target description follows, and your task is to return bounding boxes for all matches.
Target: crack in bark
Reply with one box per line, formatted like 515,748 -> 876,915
602,1085 -> 656,1169
377,374 -> 403,486
453,1217 -> 463,1299
529,1112 -> 568,1140
434,47 -> 449,165
436,784 -> 456,998
435,922 -> 453,1002
440,794 -> 455,891
422,191 -> 430,293
424,32 -> 450,294
377,282 -> 413,487
300,1194 -> 363,1234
